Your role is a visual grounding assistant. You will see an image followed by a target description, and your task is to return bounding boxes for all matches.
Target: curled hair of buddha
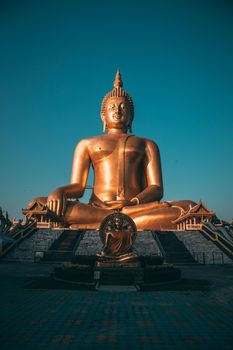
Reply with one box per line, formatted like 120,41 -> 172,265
101,69 -> 134,132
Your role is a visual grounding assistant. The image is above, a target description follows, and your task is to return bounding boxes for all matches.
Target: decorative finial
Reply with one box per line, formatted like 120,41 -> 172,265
113,69 -> 123,88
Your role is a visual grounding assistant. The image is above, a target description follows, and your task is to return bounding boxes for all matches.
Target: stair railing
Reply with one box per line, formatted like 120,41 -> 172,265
0,221 -> 37,258
201,224 -> 233,259
152,231 -> 167,260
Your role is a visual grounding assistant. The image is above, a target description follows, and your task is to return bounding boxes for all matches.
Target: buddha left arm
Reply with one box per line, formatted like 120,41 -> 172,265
131,140 -> 163,204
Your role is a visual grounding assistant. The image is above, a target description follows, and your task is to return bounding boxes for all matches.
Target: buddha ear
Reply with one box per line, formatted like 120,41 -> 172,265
128,122 -> 132,133
101,114 -> 107,133
103,120 -> 107,133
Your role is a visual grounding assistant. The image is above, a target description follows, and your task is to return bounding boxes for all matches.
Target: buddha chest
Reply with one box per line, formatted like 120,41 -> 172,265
90,135 -> 145,165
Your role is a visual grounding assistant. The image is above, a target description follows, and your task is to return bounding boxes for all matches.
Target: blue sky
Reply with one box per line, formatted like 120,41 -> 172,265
0,0 -> 233,221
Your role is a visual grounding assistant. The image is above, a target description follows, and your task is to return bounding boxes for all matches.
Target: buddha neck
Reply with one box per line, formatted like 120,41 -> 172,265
107,128 -> 128,135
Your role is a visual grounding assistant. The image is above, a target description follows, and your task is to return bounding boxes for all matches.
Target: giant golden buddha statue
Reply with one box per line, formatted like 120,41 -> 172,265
28,70 -> 195,230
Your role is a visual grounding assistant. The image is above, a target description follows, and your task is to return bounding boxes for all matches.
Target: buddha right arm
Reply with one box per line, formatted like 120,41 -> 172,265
47,139 -> 91,216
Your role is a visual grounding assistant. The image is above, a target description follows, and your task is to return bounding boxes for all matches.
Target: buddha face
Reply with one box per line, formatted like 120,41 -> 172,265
113,217 -> 123,230
104,96 -> 132,130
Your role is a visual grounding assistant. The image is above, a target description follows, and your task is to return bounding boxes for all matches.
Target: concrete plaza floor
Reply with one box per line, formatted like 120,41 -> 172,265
0,262 -> 233,349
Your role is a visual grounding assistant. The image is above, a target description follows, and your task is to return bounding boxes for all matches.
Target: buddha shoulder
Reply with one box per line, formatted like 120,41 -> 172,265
130,136 -> 160,151
73,135 -> 108,155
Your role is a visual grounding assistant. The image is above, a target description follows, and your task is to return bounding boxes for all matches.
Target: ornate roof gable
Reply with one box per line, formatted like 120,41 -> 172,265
172,199 -> 215,224
189,200 -> 212,214
27,199 -> 47,211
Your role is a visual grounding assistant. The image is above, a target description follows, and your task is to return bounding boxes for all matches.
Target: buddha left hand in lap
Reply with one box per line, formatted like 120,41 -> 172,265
30,70 -> 195,230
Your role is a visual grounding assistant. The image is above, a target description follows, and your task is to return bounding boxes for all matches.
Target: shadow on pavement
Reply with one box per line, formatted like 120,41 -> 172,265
22,276 -> 211,292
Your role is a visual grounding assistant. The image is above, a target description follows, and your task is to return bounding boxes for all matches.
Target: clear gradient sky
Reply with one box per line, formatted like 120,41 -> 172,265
0,0 -> 233,222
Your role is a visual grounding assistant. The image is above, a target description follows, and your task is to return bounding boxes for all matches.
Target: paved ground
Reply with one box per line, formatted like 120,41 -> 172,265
0,262 -> 233,349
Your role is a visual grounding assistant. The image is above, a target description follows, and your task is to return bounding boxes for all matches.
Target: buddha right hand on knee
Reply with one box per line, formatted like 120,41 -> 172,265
47,187 -> 67,217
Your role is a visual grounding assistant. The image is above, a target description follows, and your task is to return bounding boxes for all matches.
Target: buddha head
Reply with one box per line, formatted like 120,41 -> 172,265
113,216 -> 123,231
101,70 -> 134,133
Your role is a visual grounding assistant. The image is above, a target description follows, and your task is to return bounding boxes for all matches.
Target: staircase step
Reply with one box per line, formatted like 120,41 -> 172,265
42,230 -> 83,262
155,231 -> 196,264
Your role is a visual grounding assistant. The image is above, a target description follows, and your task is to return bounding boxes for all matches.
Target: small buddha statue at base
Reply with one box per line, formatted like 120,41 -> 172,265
96,212 -> 139,266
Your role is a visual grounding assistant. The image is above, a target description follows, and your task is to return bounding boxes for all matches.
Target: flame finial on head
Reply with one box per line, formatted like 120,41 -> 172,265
113,69 -> 123,88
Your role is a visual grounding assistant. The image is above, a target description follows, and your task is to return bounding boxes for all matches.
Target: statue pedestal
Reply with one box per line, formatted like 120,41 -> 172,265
96,260 -> 140,268
96,251 -> 140,267
94,265 -> 144,286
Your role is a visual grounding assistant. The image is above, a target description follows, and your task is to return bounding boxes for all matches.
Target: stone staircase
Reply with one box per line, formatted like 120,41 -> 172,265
175,231 -> 232,264
4,229 -> 63,262
43,230 -> 84,262
154,231 -> 197,264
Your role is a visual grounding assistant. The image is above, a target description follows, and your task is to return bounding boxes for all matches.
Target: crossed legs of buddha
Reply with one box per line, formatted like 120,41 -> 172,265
64,199 -> 196,230
30,197 -> 196,230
